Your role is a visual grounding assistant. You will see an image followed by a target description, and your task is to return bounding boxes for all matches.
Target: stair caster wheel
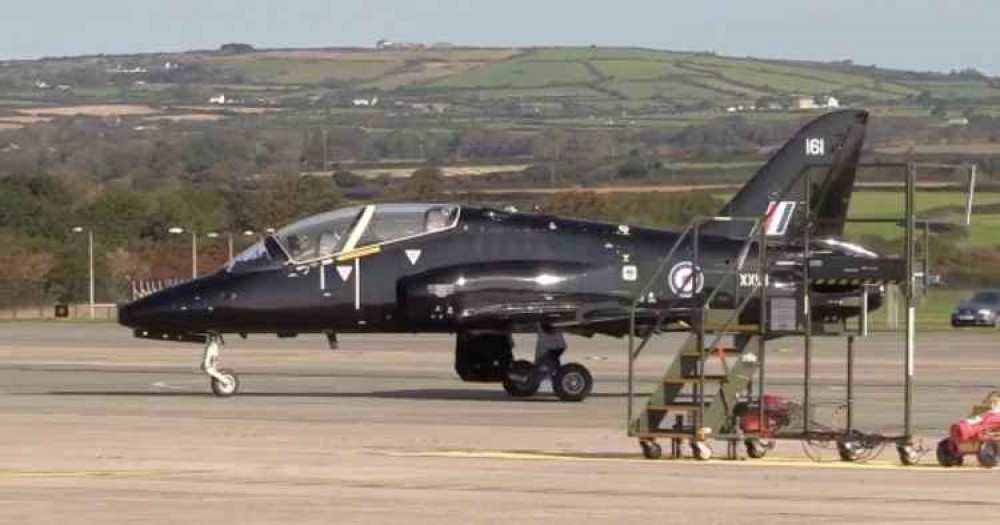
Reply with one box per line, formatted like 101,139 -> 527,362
978,442 -> 998,468
897,444 -> 919,466
640,440 -> 662,460
503,360 -> 541,398
210,368 -> 240,398
837,441 -> 859,462
691,441 -> 713,461
745,438 -> 774,459
553,363 -> 593,402
936,439 -> 963,467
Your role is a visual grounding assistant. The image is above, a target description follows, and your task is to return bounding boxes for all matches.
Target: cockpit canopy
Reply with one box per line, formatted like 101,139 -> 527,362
227,203 -> 460,273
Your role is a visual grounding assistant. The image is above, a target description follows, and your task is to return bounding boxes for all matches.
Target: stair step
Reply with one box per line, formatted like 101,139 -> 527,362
645,403 -> 703,412
663,375 -> 728,384
634,430 -> 700,440
681,346 -> 741,357
700,323 -> 761,333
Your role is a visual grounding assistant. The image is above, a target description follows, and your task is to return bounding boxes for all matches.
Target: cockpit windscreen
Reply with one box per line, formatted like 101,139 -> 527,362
273,206 -> 364,262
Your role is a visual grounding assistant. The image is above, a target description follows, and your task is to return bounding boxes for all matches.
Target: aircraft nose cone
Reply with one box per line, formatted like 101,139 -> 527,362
118,292 -> 169,329
118,276 -> 226,332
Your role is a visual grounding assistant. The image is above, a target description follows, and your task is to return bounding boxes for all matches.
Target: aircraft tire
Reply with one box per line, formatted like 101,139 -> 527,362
978,442 -> 998,468
936,439 -> 963,467
210,369 -> 240,397
502,360 -> 541,398
553,363 -> 593,402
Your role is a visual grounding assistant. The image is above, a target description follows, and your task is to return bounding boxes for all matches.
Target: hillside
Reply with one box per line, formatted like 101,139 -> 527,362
2,45 -> 998,115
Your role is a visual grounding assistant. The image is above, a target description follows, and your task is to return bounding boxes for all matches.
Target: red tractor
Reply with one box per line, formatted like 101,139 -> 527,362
937,392 -> 1000,468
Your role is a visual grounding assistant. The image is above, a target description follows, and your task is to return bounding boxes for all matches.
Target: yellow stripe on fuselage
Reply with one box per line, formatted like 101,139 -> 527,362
336,245 -> 381,262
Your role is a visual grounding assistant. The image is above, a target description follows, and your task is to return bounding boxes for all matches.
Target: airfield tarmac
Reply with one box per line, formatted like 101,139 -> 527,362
1,323 -> 999,524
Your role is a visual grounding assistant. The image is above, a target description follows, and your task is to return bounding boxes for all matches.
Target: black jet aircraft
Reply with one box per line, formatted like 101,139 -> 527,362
120,109 -> 876,402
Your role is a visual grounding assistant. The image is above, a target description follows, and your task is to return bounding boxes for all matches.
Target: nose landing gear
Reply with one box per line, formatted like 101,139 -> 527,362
202,334 -> 240,398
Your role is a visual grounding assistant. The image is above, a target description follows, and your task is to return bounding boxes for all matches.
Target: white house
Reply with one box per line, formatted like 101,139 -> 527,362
352,96 -> 380,107
790,96 -> 817,110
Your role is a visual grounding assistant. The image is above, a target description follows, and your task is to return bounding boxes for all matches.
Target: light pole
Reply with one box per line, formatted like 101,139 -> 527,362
72,226 -> 95,320
168,227 -> 198,279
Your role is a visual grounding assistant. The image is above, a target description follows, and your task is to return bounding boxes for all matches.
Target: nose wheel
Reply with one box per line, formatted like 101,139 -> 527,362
210,368 -> 240,397
202,335 -> 240,398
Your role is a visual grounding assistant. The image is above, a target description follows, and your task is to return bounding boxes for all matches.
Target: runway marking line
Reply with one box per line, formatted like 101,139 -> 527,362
0,469 -> 212,480
388,449 -> 992,473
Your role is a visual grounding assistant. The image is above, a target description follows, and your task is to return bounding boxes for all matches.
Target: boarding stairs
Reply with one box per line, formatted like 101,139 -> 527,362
627,216 -> 766,458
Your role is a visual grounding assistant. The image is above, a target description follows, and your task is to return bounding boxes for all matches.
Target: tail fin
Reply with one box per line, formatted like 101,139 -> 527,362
704,109 -> 868,240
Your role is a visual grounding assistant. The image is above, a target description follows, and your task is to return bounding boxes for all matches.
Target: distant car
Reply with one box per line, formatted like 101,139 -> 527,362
952,290 -> 1000,328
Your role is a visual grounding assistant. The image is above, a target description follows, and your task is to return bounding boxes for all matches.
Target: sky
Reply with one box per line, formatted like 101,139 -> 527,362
1,0 -> 996,74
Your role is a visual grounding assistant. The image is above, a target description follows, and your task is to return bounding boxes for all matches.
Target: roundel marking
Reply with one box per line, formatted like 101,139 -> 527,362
667,261 -> 704,298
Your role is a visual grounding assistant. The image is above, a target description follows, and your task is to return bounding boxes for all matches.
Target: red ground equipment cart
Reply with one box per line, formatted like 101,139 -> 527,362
937,391 -> 1000,468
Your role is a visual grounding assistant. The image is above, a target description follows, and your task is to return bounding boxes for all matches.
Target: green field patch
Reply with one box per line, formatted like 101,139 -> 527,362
431,61 -> 596,89
868,80 -> 921,97
685,76 -> 770,98
471,85 -> 610,100
744,62 -> 875,86
836,85 -> 906,101
904,80 -> 1000,99
844,192 -> 1000,246
213,57 -> 400,84
526,47 -> 691,62
589,60 -> 693,80
605,80 -> 731,101
714,68 -> 836,94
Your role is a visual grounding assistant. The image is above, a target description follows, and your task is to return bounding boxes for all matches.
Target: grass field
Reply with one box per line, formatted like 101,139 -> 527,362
589,59 -> 693,80
431,60 -> 597,89
904,80 -> 1000,99
844,191 -> 1000,246
212,56 -> 399,84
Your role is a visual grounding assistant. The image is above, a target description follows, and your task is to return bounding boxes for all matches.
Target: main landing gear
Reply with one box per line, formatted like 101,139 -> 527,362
202,334 -> 240,397
501,329 -> 594,402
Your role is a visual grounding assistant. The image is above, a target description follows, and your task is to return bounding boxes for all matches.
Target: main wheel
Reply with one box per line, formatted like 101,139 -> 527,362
502,360 -> 541,398
936,438 -> 963,467
210,368 -> 240,397
640,440 -> 662,460
553,363 -> 593,402
692,441 -> 713,461
978,442 -> 998,468
745,438 -> 773,459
